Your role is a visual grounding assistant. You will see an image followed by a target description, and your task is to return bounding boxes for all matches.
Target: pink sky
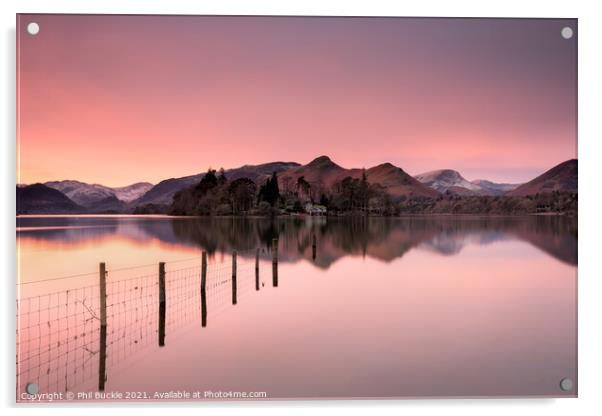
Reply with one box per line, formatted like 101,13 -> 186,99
17,15 -> 577,187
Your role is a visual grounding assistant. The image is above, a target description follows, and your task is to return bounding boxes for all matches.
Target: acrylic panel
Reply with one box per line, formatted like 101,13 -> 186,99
16,15 -> 577,402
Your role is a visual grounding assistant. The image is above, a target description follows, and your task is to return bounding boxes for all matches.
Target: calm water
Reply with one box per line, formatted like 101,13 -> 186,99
16,215 -> 577,400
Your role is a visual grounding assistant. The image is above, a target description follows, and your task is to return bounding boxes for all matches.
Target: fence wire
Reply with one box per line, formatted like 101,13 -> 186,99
16,246 -> 278,397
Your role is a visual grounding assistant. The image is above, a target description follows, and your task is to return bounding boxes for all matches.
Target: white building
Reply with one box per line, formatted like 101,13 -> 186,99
304,203 -> 327,216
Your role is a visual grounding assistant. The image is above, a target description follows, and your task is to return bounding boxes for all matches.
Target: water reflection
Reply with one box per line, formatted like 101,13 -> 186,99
17,215 -> 577,266
16,215 -> 577,399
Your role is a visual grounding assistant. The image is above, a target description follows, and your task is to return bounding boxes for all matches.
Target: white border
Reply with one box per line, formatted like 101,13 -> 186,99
3,1 -> 602,415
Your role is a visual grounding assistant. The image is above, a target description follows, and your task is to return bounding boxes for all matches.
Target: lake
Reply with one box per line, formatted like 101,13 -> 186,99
16,215 -> 577,400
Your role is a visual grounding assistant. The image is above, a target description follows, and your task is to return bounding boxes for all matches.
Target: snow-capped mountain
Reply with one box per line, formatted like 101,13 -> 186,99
414,169 -> 484,195
45,180 -> 152,207
45,180 -> 114,207
414,170 -> 523,196
112,182 -> 154,202
470,179 -> 520,196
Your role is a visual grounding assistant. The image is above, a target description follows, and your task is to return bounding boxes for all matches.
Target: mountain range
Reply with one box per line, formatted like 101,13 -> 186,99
16,157 -> 577,215
135,161 -> 300,206
44,180 -> 153,207
414,169 -> 520,196
278,156 -> 438,199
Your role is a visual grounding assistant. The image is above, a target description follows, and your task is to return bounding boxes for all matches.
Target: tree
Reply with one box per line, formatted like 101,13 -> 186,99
217,167 -> 227,185
195,169 -> 218,194
228,178 -> 257,214
258,172 -> 281,206
310,181 -> 325,203
339,176 -> 359,211
358,169 -> 370,213
296,176 -> 311,201
329,174 -> 386,214
368,184 -> 391,215
281,176 -> 293,196
269,172 -> 280,205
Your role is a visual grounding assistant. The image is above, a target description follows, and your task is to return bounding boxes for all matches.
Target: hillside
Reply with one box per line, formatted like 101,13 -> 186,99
415,169 -> 522,196
20,158 -> 577,216
134,162 -> 300,206
366,163 -> 439,198
45,180 -> 114,207
88,195 -> 128,214
112,182 -> 154,202
45,180 -> 152,206
278,156 -> 437,200
133,174 -> 203,206
17,184 -> 84,214
471,179 -> 520,196
506,159 -> 577,197
415,169 -> 486,195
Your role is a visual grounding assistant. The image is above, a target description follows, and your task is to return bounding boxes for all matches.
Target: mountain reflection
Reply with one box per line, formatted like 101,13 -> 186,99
17,215 -> 577,266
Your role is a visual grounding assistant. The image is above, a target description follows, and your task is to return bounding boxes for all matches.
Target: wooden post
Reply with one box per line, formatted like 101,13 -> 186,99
255,248 -> 260,291
98,262 -> 107,391
201,251 -> 207,327
272,238 -> 278,287
312,233 -> 317,261
158,262 -> 166,347
232,251 -> 237,305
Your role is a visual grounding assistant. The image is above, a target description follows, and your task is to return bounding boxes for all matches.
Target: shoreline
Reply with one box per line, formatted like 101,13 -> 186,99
16,212 -> 576,219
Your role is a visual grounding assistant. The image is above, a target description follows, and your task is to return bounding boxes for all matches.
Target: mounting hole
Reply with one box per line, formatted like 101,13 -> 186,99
25,382 -> 38,395
559,377 -> 574,392
27,22 -> 40,35
561,27 -> 573,40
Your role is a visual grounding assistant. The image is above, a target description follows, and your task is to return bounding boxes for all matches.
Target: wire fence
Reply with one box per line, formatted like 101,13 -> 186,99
16,241 -> 279,397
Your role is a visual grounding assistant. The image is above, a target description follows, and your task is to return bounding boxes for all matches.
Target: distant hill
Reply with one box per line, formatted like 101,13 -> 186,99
132,174 -> 203,207
415,169 -> 486,195
112,182 -> 154,202
414,169 -> 522,196
278,156 -> 360,189
134,162 -> 300,206
366,163 -> 439,199
278,156 -> 437,200
20,158 -> 577,215
45,180 -> 153,207
17,183 -> 84,214
471,179 -> 520,196
230,162 -> 302,182
87,195 -> 128,214
45,180 -> 113,206
506,159 -> 577,197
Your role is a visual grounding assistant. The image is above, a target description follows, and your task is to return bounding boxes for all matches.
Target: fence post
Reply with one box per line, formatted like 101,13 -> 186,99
312,233 -> 317,261
158,262 -> 166,347
232,250 -> 237,305
98,262 -> 107,391
255,248 -> 260,291
201,251 -> 207,327
272,238 -> 278,287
